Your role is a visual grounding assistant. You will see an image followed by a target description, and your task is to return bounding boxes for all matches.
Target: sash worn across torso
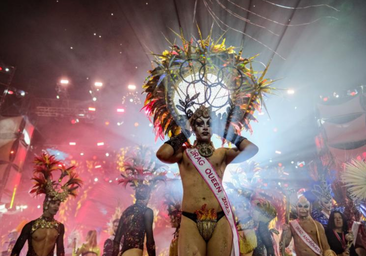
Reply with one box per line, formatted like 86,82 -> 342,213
290,220 -> 322,255
185,148 -> 240,256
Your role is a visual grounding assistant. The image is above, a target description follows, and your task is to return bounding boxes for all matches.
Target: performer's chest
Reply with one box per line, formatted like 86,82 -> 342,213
32,228 -> 59,243
181,150 -> 226,177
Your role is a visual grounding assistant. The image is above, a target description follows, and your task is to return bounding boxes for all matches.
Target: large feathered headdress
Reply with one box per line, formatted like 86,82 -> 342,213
341,159 -> 366,201
118,145 -> 167,190
30,153 -> 82,202
142,30 -> 275,140
311,176 -> 333,202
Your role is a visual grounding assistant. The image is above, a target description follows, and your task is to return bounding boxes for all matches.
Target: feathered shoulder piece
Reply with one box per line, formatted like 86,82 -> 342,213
342,159 -> 366,201
142,29 -> 275,140
118,145 -> 167,189
30,152 -> 82,202
164,191 -> 182,218
251,197 -> 277,222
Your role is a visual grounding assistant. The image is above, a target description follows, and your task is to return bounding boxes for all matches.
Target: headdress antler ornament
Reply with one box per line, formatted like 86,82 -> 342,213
142,30 -> 275,140
30,153 -> 82,202
311,176 -> 333,202
118,145 -> 167,189
341,159 -> 366,201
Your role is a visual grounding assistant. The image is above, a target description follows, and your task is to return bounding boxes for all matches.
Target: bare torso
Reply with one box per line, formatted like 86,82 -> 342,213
31,228 -> 59,256
179,147 -> 227,213
290,219 -> 329,256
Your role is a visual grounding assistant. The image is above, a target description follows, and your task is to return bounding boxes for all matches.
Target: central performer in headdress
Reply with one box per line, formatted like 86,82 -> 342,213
143,30 -> 275,256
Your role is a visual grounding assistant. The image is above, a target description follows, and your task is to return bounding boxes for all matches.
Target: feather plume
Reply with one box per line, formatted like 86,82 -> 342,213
341,159 -> 366,201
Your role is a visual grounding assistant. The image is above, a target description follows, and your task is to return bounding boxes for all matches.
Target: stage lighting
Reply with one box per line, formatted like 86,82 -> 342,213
80,153 -> 84,156
117,108 -> 125,113
94,82 -> 103,88
106,153 -> 110,157
94,178 -> 98,182
56,95 -> 60,99
7,90 -> 14,95
69,142 -> 76,146
60,79 -> 69,85
275,150 -> 282,154
92,97 -> 97,101
287,89 -> 295,94
88,107 -> 96,111
128,84 -> 136,90
97,142 -> 104,146
95,165 -> 102,169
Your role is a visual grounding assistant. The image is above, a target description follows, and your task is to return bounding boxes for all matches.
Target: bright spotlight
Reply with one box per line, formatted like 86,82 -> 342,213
117,108 -> 125,113
287,89 -> 295,95
97,142 -> 104,146
94,82 -> 103,88
60,79 -> 69,85
128,84 -> 136,90
94,178 -> 98,182
69,142 -> 76,146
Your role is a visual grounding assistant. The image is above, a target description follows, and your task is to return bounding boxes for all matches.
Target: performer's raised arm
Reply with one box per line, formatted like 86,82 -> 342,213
156,132 -> 187,163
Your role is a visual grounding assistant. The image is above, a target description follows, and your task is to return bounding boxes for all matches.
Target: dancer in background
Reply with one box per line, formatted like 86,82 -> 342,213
74,230 -> 100,256
102,220 -> 119,256
11,153 -> 82,256
112,146 -> 166,256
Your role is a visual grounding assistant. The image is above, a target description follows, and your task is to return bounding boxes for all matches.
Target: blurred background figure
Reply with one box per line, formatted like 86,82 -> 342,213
74,230 -> 100,256
326,211 -> 357,256
103,220 -> 119,256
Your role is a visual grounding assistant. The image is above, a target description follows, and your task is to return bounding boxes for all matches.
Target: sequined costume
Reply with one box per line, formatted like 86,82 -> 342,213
11,218 -> 65,256
102,238 -> 113,256
114,203 -> 155,256
311,209 -> 330,228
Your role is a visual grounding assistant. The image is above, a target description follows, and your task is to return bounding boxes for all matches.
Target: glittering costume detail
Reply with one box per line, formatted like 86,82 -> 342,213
31,216 -> 61,234
194,141 -> 215,158
11,220 -> 65,256
75,244 -> 100,256
182,205 -> 225,242
311,209 -> 330,228
102,238 -> 114,256
116,204 -> 148,254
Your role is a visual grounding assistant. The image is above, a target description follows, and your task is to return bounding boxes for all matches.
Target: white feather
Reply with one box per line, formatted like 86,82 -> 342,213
341,159 -> 366,201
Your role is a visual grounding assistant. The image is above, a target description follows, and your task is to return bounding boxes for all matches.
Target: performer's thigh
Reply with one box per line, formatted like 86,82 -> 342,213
178,216 -> 206,256
207,217 -> 232,256
121,249 -> 143,256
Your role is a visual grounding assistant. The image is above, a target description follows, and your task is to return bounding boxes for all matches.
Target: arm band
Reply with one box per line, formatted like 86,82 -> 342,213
227,133 -> 247,149
164,133 -> 188,154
